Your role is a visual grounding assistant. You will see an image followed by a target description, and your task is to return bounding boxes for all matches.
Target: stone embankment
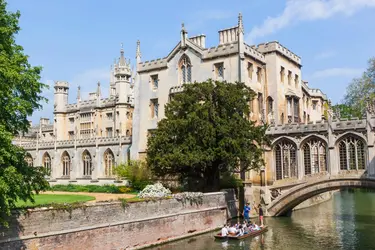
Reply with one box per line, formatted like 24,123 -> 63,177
0,191 -> 236,250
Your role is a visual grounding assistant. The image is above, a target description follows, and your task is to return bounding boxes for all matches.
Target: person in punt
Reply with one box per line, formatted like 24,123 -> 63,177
221,224 -> 229,237
228,224 -> 237,235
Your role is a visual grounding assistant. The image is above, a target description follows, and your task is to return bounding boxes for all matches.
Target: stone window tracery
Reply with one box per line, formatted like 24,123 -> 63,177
302,139 -> 327,175
82,151 -> 92,177
338,136 -> 366,170
43,152 -> 51,176
274,140 -> 298,180
104,149 -> 115,177
62,151 -> 71,177
179,55 -> 192,84
25,154 -> 33,167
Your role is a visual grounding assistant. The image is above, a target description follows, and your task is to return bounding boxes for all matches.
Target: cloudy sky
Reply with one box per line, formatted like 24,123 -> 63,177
8,0 -> 375,123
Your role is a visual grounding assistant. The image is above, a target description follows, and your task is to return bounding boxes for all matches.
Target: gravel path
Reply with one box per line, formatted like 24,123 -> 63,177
42,191 -> 136,203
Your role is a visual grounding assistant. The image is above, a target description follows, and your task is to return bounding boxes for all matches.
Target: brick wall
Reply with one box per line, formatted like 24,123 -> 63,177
0,192 -> 232,250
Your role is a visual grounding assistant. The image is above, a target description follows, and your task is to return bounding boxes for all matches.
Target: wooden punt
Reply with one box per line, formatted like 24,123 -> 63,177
214,226 -> 268,240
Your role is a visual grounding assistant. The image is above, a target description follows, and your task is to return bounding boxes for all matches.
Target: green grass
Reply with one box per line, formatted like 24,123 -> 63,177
16,194 -> 95,208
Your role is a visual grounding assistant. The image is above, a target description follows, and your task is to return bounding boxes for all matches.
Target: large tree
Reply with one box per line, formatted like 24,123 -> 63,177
342,57 -> 375,118
146,80 -> 269,192
0,0 -> 49,227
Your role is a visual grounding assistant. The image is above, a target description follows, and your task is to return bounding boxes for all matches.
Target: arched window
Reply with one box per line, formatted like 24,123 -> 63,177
82,150 -> 92,176
43,152 -> 51,176
62,151 -> 71,177
104,149 -> 115,177
338,136 -> 366,170
25,154 -> 33,167
274,139 -> 297,180
266,96 -> 273,115
179,55 -> 192,84
302,138 -> 327,175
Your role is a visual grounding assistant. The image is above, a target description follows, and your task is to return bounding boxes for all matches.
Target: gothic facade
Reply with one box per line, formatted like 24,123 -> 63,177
13,48 -> 134,185
16,13 -> 355,186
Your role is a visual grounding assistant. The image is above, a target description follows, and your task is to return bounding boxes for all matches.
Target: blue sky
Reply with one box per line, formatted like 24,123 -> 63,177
7,0 -> 375,123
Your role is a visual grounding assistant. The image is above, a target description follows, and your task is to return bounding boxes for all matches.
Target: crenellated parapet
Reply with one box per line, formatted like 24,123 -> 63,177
257,41 -> 301,66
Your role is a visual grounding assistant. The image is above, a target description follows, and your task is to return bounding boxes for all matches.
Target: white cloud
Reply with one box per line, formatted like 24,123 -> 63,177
312,67 -> 364,78
314,50 -> 336,60
247,0 -> 375,43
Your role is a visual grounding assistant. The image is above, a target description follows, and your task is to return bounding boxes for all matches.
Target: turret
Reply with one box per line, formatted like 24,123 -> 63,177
114,44 -> 132,103
54,81 -> 69,113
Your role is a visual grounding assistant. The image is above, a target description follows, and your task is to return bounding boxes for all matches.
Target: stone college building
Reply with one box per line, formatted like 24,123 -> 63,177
17,14 -> 367,188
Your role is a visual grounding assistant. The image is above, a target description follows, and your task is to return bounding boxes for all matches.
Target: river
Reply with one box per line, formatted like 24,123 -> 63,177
148,190 -> 375,250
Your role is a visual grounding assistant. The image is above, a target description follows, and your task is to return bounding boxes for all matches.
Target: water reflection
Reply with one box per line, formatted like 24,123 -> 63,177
148,190 -> 375,250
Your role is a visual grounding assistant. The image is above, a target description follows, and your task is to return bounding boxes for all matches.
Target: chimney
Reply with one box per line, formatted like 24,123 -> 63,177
190,34 -> 206,48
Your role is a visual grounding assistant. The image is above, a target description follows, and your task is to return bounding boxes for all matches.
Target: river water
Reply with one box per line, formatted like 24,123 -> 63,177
148,190 -> 375,250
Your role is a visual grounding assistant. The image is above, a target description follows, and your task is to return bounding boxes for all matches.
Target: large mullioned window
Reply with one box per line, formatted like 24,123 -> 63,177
339,136 -> 366,170
274,139 -> 298,180
302,139 -> 327,175
62,151 -> 71,177
104,149 -> 115,177
82,150 -> 92,176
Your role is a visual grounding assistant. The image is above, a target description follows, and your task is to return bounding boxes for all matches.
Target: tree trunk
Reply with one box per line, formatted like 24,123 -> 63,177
204,167 -> 220,192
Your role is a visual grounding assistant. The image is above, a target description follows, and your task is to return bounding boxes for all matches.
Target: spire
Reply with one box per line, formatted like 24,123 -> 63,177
238,13 -> 244,34
97,81 -> 101,97
136,40 -> 141,63
119,43 -> 126,66
181,23 -> 188,48
77,86 -> 81,101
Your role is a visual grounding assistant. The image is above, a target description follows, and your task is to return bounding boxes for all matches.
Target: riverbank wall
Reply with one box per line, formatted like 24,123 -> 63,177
0,191 -> 236,250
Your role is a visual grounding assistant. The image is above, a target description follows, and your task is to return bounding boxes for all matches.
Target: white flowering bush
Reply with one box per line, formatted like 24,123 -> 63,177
137,183 -> 172,198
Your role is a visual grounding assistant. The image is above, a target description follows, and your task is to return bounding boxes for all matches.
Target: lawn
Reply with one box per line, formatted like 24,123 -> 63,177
16,194 -> 95,208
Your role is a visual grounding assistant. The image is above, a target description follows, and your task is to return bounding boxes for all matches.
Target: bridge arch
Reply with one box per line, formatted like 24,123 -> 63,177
267,175 -> 374,216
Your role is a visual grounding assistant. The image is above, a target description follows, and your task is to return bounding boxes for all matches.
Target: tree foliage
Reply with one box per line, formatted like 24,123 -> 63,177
0,0 -> 49,227
114,160 -> 152,191
342,57 -> 375,118
331,104 -> 358,119
146,80 -> 270,192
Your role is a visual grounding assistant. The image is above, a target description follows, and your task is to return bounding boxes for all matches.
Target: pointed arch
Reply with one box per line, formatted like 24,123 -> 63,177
61,151 -> 71,177
104,148 -> 115,177
25,153 -> 33,167
274,138 -> 298,180
82,150 -> 92,176
179,54 -> 192,84
43,152 -> 51,176
301,137 -> 327,175
337,134 -> 367,171
266,96 -> 274,115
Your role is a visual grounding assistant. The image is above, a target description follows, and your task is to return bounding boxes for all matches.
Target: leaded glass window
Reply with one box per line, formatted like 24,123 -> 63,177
302,139 -> 327,175
338,136 -> 366,170
43,152 -> 51,176
179,55 -> 192,84
274,140 -> 297,180
83,151 -> 92,176
104,149 -> 115,177
62,151 -> 70,177
25,154 -> 33,167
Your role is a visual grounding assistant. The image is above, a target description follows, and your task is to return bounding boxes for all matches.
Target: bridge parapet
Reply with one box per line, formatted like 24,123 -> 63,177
331,119 -> 366,131
266,122 -> 328,135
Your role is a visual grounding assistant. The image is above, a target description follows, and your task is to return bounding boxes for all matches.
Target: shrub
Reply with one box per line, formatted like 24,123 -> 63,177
49,184 -> 134,194
220,172 -> 242,190
114,160 -> 153,191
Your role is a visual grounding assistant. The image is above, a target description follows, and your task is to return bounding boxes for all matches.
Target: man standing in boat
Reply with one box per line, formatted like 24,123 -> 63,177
242,202 -> 251,223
